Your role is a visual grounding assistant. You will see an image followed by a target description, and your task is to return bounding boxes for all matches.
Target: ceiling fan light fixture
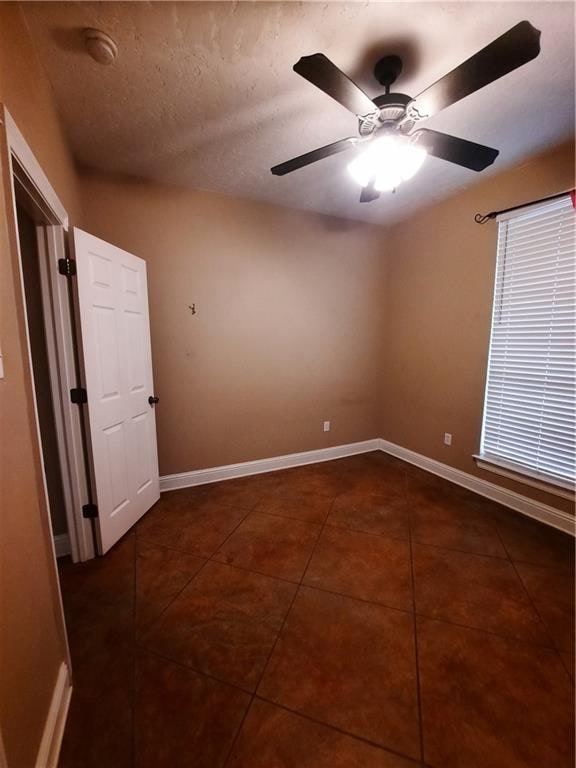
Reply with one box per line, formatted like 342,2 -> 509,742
347,136 -> 427,191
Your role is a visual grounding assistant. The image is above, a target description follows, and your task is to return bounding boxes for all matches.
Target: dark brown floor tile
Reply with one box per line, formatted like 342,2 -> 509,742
213,512 -> 320,581
136,486 -> 209,535
60,534 -> 135,657
560,648 -> 575,682
227,699 -> 419,768
412,494 -> 498,527
134,649 -> 249,768
59,537 -> 135,768
258,587 -> 420,759
135,540 -> 205,632
137,501 -> 248,557
339,468 -> 407,497
140,561 -> 295,690
413,544 -> 549,644
328,492 -> 409,539
60,456 -> 575,767
60,650 -> 133,768
405,471 -> 452,500
274,467 -> 341,497
202,474 -> 280,509
496,515 -> 575,569
304,526 -> 412,611
59,533 -> 135,615
515,560 -> 575,652
410,501 -> 507,557
417,617 -> 575,768
256,490 -> 334,524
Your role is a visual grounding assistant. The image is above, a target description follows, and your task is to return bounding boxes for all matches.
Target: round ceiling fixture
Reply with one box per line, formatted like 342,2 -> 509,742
83,28 -> 118,65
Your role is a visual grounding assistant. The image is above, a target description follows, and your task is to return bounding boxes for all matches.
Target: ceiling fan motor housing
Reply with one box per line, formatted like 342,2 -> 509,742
374,54 -> 403,88
359,93 -> 414,136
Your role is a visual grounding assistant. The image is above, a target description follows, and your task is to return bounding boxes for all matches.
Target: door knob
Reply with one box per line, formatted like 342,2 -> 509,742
148,395 -> 159,406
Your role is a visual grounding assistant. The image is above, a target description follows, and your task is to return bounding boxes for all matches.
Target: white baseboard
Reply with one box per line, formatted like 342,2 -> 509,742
159,437 -> 574,535
54,533 -> 71,558
35,662 -> 71,768
159,439 -> 381,492
379,439 -> 575,536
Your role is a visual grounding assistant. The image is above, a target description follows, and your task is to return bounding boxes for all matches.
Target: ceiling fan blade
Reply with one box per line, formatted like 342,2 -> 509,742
271,137 -> 357,176
360,179 -> 380,203
294,53 -> 377,116
410,21 -> 541,119
413,129 -> 499,171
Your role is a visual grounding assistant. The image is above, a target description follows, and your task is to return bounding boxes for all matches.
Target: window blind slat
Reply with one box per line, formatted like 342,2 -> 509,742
480,194 -> 575,486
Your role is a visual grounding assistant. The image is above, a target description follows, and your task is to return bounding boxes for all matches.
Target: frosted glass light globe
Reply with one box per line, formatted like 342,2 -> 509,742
348,136 -> 427,192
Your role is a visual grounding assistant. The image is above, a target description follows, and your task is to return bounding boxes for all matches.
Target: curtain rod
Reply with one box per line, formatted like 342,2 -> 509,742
474,189 -> 575,224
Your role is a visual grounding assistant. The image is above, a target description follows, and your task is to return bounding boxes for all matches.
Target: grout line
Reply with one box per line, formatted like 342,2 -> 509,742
491,523 -> 572,677
410,612 -> 558,651
138,490 -> 565,655
221,480 -> 341,767
139,644 -> 428,767
207,557 -> 302,587
409,538 -> 510,561
406,469 -> 426,765
252,694 -> 425,766
66,455 -> 574,766
136,645 -> 256,696
136,507 -> 254,644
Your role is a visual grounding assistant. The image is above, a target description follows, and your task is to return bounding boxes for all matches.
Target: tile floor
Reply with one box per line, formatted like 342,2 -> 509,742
57,452 -> 575,768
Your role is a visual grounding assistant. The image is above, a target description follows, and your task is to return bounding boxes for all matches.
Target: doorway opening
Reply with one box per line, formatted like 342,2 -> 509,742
3,104 -> 96,563
10,165 -> 95,562
4,105 -> 161,564
15,194 -> 70,552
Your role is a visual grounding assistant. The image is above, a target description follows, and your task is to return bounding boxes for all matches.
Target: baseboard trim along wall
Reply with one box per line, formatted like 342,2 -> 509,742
160,439 -> 381,492
53,533 -> 71,558
159,438 -> 575,535
379,439 -> 575,536
35,662 -> 72,768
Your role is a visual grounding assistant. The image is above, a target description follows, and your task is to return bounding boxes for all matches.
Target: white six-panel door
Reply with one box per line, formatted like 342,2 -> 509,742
71,228 -> 160,554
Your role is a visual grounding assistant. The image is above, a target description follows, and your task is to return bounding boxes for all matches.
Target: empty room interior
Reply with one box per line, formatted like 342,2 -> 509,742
1,2 -> 575,766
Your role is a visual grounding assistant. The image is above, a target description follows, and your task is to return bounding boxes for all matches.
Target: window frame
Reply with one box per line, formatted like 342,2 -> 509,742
475,192 -> 575,497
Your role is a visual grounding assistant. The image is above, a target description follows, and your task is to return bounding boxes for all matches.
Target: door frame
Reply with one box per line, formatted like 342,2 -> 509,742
0,104 -> 94,562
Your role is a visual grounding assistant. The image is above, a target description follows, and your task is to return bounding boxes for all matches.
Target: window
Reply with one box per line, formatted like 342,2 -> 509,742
478,194 -> 575,491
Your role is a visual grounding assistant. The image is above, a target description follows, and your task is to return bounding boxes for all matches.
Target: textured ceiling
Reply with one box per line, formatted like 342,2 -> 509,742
22,1 -> 575,224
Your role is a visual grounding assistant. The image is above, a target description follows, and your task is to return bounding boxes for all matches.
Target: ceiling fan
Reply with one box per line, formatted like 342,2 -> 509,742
271,21 -> 541,203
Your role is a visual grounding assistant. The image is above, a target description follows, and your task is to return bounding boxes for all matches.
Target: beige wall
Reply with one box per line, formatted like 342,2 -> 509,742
381,141 -> 575,515
0,4 -> 573,762
0,5 -> 82,766
79,173 -> 387,475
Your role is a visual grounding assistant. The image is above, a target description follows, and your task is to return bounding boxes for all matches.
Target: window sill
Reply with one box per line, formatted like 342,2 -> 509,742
473,455 -> 575,501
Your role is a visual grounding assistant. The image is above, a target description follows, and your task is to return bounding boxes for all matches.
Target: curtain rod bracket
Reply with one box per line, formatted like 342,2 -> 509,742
474,189 -> 574,225
474,212 -> 495,224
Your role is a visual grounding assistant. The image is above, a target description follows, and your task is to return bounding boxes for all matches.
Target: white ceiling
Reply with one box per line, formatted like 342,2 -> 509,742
23,1 -> 575,225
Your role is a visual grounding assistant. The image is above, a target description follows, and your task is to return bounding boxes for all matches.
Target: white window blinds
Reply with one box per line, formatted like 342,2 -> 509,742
480,194 -> 576,489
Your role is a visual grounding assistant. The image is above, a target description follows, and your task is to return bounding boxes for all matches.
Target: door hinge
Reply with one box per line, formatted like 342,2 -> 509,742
82,503 -> 98,519
58,257 -> 77,278
70,387 -> 87,405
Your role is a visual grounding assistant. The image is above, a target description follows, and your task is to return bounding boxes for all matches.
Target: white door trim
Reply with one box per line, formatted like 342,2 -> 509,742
2,108 -> 68,227
34,662 -> 72,768
1,104 -> 93,562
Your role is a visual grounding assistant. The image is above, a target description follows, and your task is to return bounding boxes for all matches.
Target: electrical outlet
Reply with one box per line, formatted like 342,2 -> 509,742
444,432 -> 452,446
323,421 -> 331,432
